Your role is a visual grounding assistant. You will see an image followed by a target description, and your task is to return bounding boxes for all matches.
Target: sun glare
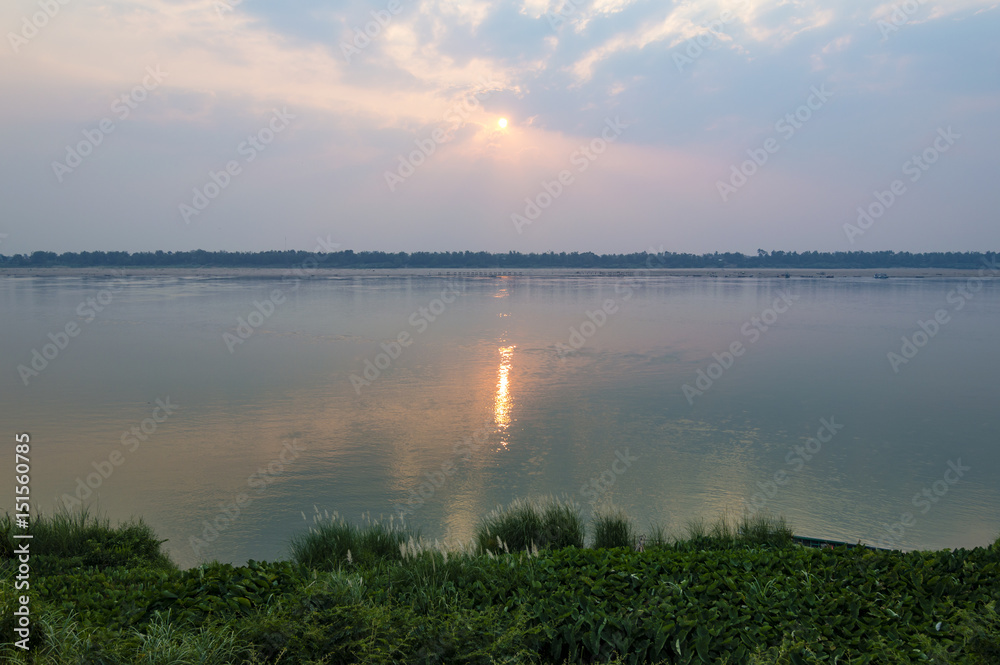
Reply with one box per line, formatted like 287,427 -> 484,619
494,345 -> 515,448
498,117 -> 508,129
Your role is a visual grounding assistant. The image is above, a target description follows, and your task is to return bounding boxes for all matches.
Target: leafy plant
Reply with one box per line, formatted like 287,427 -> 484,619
8,507 -> 999,664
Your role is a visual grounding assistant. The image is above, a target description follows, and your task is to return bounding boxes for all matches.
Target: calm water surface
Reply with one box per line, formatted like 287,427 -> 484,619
2,272 -> 997,567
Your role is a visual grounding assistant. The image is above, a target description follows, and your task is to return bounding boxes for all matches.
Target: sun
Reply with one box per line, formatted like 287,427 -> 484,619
497,117 -> 508,129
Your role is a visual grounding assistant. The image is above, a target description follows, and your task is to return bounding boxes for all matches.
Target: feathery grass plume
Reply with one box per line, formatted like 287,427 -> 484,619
288,510 -> 416,571
127,612 -> 250,665
0,608 -> 89,664
475,495 -> 584,553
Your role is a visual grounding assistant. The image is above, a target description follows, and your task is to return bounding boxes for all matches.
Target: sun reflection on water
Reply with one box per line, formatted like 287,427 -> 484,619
494,345 -> 515,448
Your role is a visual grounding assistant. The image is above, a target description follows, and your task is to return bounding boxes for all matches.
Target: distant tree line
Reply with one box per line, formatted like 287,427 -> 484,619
1,249 -> 996,270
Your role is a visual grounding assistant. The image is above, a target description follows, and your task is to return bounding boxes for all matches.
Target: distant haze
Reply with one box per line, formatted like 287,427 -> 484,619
1,0 -> 998,254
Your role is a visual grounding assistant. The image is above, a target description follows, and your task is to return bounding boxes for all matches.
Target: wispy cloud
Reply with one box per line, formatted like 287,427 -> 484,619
1,0 -> 997,254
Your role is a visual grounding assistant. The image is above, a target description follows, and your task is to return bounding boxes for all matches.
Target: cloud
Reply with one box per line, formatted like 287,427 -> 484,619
0,0 -> 997,254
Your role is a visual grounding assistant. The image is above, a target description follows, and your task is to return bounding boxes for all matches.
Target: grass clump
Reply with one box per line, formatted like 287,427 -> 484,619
677,515 -> 722,550
288,510 -> 413,571
639,522 -> 670,550
476,496 -> 585,553
125,613 -> 250,665
673,511 -> 793,551
738,511 -> 794,547
1,507 -> 173,574
591,508 -> 635,549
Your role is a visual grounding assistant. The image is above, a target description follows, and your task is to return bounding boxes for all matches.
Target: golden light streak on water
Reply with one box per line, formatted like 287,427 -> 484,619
494,345 -> 515,448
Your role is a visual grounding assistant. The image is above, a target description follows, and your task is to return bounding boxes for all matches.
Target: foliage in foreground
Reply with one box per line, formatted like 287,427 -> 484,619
1,508 -> 174,576
1,507 -> 999,664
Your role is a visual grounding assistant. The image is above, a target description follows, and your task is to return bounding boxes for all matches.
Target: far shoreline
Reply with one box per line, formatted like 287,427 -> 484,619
1,266 -> 995,279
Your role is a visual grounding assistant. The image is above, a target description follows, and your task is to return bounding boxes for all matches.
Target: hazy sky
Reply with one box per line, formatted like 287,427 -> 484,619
2,0 -> 998,255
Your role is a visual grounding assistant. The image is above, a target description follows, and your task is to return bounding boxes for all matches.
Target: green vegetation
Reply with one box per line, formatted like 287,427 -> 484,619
288,511 -> 412,572
1,508 -> 174,576
592,509 -> 635,550
3,249 -> 997,270
672,512 -> 793,553
2,505 -> 999,664
475,497 -> 586,553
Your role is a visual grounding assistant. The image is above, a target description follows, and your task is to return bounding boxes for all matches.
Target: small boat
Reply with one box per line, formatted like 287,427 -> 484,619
873,273 -> 888,279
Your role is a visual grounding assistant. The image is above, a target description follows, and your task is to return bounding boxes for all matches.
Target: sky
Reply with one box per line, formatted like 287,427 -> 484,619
1,0 -> 998,255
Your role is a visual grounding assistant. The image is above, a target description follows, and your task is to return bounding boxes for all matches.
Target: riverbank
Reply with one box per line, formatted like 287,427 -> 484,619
2,507 -> 998,664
